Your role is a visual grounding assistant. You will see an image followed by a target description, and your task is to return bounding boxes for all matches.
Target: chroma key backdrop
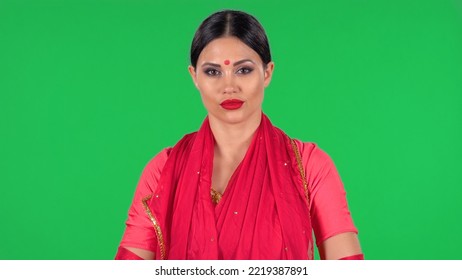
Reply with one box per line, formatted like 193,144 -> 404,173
1,0 -> 461,259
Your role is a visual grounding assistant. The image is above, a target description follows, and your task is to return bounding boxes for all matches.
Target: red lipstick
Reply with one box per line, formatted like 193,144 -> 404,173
220,99 -> 244,110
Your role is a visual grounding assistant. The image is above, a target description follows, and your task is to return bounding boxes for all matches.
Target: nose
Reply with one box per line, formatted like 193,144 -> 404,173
223,73 -> 237,94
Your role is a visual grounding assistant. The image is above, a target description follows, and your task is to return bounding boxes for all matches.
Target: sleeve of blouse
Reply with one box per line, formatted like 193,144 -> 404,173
296,141 -> 358,248
118,148 -> 171,252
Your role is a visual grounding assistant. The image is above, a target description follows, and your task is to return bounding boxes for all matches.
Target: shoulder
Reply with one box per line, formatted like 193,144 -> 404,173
139,131 -> 197,188
294,139 -> 345,201
292,139 -> 334,167
138,147 -> 172,192
145,147 -> 172,172
291,139 -> 342,195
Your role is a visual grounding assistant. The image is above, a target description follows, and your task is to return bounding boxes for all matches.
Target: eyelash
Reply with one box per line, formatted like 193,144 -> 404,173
204,68 -> 221,76
203,67 -> 254,76
237,67 -> 253,75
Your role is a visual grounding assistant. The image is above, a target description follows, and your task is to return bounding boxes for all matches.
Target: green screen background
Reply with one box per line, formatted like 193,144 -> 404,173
1,0 -> 461,260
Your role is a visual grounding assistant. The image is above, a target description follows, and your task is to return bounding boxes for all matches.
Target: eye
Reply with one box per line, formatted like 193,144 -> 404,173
204,68 -> 221,76
236,67 -> 253,75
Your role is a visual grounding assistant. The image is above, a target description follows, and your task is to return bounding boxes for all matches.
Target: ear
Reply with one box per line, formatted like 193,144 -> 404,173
188,65 -> 199,90
263,61 -> 275,88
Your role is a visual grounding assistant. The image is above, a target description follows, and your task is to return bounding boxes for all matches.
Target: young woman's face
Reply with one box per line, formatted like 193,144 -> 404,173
189,36 -> 274,125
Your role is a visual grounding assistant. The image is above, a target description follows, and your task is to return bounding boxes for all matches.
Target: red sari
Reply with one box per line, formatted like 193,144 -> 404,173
141,114 -> 313,259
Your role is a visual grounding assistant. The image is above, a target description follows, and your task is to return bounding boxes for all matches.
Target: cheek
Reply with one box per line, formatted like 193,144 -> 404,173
197,76 -> 220,94
199,90 -> 214,106
241,76 -> 265,97
198,85 -> 217,110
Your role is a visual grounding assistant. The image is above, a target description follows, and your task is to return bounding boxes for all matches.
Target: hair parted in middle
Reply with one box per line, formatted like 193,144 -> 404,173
190,10 -> 272,69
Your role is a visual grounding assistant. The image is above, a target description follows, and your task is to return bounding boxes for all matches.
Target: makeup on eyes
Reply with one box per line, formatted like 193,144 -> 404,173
203,68 -> 220,76
201,59 -> 256,76
236,67 -> 254,74
203,66 -> 254,76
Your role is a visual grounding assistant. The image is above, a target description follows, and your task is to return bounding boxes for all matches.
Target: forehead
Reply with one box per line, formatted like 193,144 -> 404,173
198,36 -> 261,63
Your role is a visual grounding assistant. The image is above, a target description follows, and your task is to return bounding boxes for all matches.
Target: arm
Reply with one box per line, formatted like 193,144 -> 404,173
115,148 -> 170,260
124,247 -> 155,259
318,232 -> 362,260
115,246 -> 155,260
296,141 -> 363,260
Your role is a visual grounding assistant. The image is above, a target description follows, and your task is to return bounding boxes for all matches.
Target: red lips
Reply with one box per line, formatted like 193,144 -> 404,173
220,99 -> 244,110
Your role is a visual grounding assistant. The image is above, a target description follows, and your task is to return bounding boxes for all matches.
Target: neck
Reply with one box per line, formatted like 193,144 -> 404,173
209,112 -> 262,162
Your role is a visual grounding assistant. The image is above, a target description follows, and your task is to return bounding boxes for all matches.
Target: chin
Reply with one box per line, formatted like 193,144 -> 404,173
221,112 -> 247,124
213,109 -> 261,125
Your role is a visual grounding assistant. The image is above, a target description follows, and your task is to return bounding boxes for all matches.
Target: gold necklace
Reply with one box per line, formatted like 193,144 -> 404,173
210,187 -> 222,204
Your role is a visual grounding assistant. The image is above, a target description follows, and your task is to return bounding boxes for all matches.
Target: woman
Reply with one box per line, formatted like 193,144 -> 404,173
115,10 -> 363,260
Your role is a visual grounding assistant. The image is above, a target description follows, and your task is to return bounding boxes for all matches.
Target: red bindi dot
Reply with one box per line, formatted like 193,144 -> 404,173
224,59 -> 230,65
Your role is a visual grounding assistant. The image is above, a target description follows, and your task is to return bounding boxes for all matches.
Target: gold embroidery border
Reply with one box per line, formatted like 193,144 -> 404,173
141,194 -> 166,260
290,139 -> 310,204
291,138 -> 314,260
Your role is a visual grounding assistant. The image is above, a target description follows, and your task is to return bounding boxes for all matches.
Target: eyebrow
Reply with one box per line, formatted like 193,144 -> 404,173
201,59 -> 256,68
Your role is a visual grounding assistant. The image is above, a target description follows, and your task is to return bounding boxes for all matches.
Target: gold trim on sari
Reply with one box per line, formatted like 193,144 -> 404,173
141,194 -> 166,260
290,138 -> 310,203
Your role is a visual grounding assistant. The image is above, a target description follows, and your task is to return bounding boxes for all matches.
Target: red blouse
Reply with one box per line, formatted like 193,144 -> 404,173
118,140 -> 358,255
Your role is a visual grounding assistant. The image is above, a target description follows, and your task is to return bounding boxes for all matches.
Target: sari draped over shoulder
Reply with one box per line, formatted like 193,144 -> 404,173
143,114 -> 313,259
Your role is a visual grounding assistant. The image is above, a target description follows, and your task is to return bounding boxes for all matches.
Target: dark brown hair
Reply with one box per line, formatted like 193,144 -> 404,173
190,10 -> 272,68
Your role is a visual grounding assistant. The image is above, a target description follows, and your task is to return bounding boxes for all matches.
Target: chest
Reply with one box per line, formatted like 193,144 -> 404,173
211,156 -> 242,195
